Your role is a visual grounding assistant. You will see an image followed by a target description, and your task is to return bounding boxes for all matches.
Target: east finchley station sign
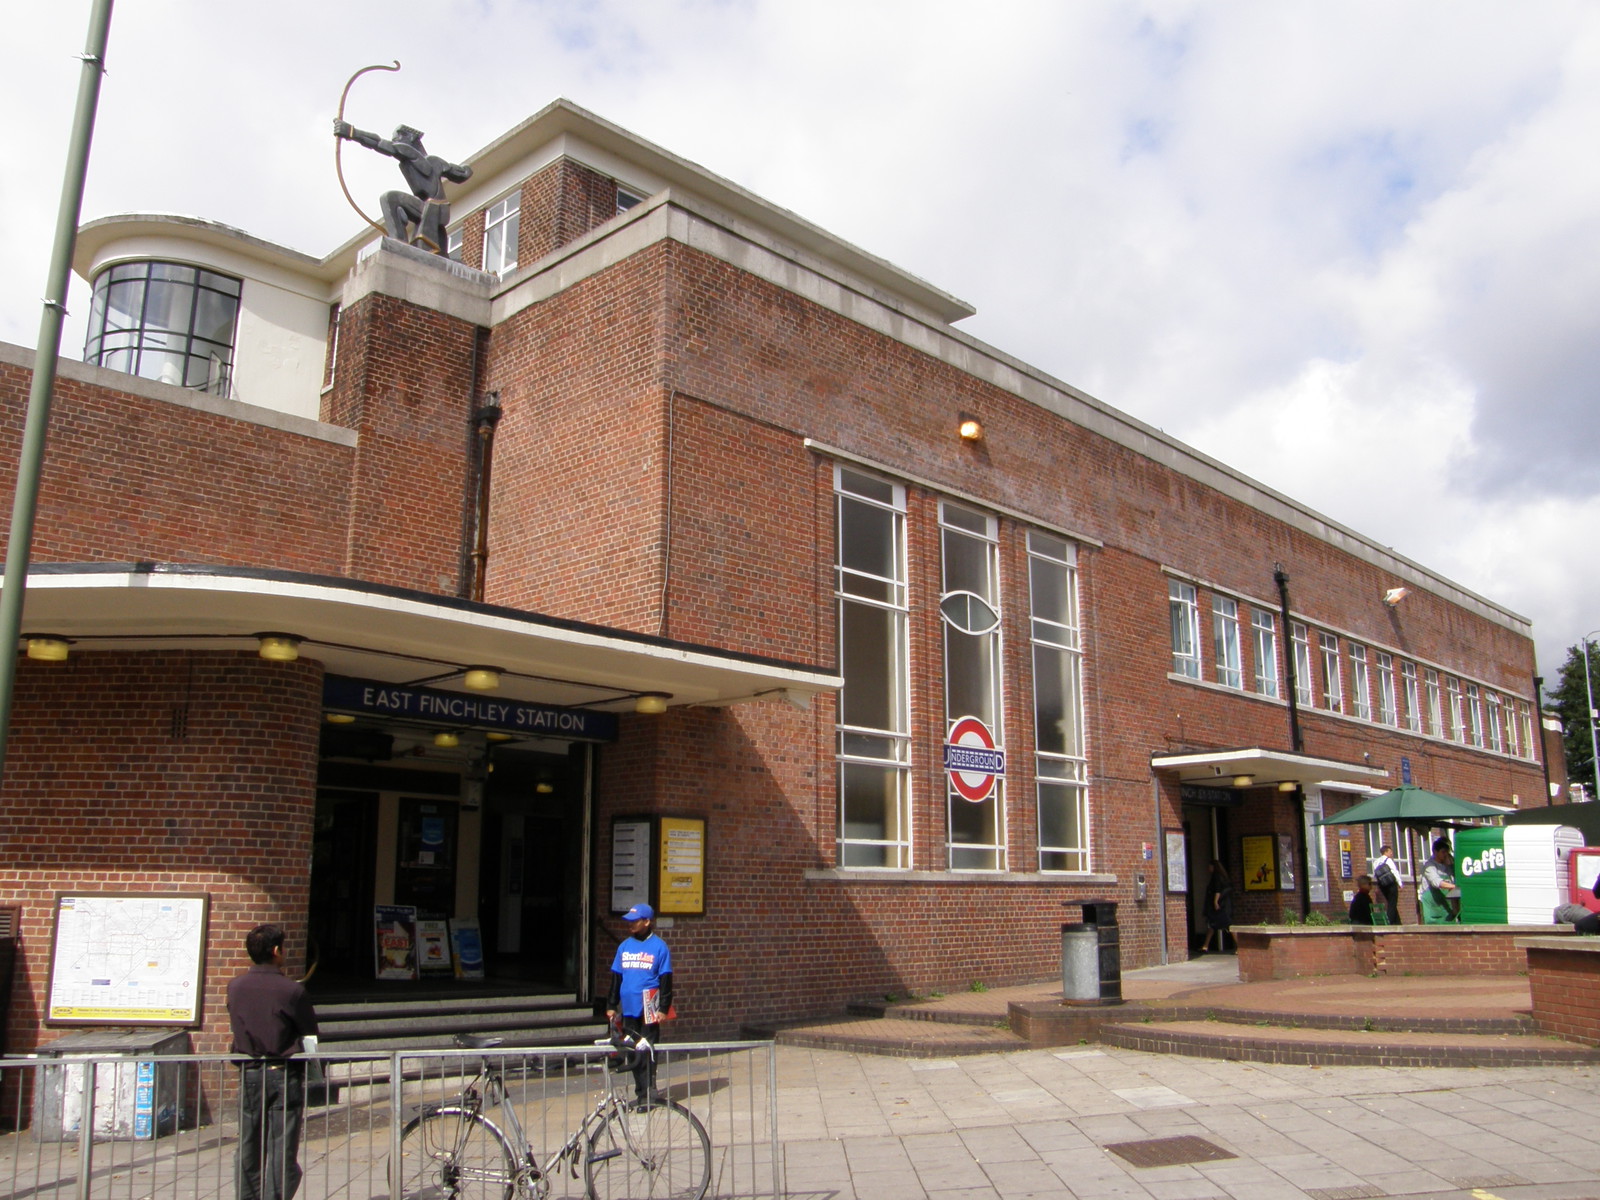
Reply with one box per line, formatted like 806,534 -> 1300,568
323,675 -> 618,741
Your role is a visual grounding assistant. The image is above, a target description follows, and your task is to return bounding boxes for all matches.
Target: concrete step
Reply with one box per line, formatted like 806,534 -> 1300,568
1099,1019 -> 1600,1068
750,1015 -> 1027,1058
315,992 -> 586,1020
327,1021 -> 610,1054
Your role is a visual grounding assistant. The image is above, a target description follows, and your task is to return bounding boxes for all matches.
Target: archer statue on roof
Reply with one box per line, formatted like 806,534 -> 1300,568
333,119 -> 472,255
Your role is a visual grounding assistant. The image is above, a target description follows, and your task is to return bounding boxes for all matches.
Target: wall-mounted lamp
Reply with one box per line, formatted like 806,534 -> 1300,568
433,730 -> 460,749
1232,774 -> 1254,788
535,780 -> 555,794
958,415 -> 984,442
257,633 -> 301,662
23,635 -> 71,662
485,731 -> 514,742
1278,780 -> 1297,793
463,666 -> 501,692
635,692 -> 671,715
325,713 -> 356,725
1383,587 -> 1409,607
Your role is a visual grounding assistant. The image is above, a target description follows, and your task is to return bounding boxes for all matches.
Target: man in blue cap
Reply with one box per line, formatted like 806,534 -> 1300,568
606,903 -> 674,1104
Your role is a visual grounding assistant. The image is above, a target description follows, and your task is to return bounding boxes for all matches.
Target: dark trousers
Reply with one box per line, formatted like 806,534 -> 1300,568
618,1014 -> 662,1100
1378,882 -> 1401,925
237,1062 -> 305,1200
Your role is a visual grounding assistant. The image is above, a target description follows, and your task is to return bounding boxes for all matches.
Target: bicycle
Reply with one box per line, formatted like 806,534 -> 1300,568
393,1024 -> 711,1200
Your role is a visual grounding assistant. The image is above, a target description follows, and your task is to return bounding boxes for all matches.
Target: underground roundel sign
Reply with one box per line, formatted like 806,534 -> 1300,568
944,715 -> 1005,803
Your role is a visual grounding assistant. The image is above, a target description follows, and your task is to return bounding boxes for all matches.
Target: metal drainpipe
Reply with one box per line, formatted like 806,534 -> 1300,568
1273,565 -> 1303,752
1533,674 -> 1554,806
468,391 -> 502,602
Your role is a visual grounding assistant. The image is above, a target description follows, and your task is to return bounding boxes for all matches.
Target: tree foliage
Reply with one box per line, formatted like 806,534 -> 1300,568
1549,641 -> 1600,796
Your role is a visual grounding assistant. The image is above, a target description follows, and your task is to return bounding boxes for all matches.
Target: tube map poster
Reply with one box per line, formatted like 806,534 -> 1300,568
47,893 -> 209,1025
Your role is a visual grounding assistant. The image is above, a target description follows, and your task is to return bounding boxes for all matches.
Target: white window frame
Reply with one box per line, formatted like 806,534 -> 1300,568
1367,822 -> 1416,883
1349,643 -> 1371,721
1319,633 -> 1342,712
1425,669 -> 1443,738
1465,683 -> 1484,747
1401,662 -> 1421,733
483,191 -> 521,276
941,501 -> 1005,872
1447,677 -> 1464,741
1376,651 -> 1397,726
1251,608 -> 1279,698
1212,596 -> 1243,690
1486,692 -> 1504,753
834,466 -> 911,869
1169,580 -> 1201,679
1291,622 -> 1314,706
446,226 -> 464,262
1029,531 -> 1089,873
1304,789 -> 1329,903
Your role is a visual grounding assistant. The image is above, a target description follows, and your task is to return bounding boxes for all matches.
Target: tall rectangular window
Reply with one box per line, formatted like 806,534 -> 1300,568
1212,596 -> 1242,690
1447,677 -> 1464,740
1349,644 -> 1371,720
1465,683 -> 1484,746
1169,581 -> 1201,678
941,502 -> 1004,871
835,467 -> 910,868
1029,531 -> 1088,872
1376,652 -> 1397,726
1251,609 -> 1279,698
1486,692 -> 1503,752
446,227 -> 464,262
483,192 -> 521,276
1367,823 -> 1415,882
1503,697 -> 1519,757
1425,669 -> 1443,737
1401,662 -> 1421,732
1518,702 -> 1534,760
1292,622 -> 1314,706
1319,633 -> 1342,711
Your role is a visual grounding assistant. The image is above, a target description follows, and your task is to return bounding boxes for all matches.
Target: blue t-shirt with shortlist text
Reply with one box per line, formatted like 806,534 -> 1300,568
611,933 -> 672,1018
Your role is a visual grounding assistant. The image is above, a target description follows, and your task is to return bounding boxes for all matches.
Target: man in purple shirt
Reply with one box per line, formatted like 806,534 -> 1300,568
227,924 -> 318,1200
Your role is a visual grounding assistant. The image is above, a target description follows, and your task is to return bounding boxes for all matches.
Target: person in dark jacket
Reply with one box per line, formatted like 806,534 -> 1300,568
1200,861 -> 1234,953
227,924 -> 318,1200
1349,874 -> 1375,925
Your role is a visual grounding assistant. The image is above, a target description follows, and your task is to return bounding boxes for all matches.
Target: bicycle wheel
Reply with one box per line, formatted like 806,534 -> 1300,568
585,1100 -> 710,1200
394,1105 -> 518,1200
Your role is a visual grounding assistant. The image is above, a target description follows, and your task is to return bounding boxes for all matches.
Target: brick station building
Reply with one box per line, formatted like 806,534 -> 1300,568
0,99 -> 1550,1053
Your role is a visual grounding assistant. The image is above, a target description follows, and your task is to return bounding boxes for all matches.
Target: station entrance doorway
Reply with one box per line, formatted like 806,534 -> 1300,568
307,721 -> 593,998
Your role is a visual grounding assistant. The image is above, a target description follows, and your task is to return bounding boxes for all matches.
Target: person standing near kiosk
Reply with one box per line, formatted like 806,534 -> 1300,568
606,903 -> 674,1104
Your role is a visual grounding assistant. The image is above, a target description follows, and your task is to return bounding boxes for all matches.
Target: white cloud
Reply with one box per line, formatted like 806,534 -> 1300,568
3,0 -> 1598,674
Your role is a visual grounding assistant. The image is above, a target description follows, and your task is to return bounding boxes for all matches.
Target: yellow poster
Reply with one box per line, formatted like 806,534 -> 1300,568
1242,835 -> 1277,891
657,817 -> 705,914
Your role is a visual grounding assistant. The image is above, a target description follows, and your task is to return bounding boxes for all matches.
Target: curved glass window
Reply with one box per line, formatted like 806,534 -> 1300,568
85,261 -> 242,395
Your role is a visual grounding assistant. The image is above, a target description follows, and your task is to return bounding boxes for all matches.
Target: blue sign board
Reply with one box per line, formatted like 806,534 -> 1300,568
1401,756 -> 1412,785
323,675 -> 618,742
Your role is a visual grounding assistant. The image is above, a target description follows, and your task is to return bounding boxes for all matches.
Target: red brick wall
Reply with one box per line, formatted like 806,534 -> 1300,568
1527,946 -> 1600,1044
322,292 -> 481,593
1359,926 -> 1554,975
0,361 -> 350,572
0,652 -> 322,1056
480,246 -> 670,631
521,158 -> 624,265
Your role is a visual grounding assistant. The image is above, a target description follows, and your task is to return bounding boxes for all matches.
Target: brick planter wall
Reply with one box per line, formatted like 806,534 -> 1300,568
1237,924 -> 1569,981
1521,937 -> 1600,1045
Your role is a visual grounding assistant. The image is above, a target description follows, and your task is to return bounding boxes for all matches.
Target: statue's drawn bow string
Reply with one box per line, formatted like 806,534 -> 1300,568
334,60 -> 401,237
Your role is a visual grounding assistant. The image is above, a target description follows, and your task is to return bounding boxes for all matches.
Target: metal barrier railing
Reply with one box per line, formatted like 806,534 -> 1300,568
0,1039 -> 780,1199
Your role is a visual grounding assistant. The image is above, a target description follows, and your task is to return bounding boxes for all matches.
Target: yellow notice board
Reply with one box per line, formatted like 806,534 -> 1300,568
657,817 -> 706,915
1241,836 -> 1277,891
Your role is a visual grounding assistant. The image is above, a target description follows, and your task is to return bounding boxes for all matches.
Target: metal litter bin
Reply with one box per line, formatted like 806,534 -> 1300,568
1061,900 -> 1123,1006
33,1029 -> 189,1142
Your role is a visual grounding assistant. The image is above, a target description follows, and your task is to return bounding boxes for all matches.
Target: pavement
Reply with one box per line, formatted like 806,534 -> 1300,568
771,955 -> 1600,1200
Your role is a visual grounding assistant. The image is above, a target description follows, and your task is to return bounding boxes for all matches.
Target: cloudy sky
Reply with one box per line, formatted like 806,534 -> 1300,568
4,1 -> 1598,680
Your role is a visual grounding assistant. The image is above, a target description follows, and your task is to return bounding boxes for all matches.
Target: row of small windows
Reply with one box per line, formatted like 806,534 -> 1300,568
835,467 -> 1088,873
1169,580 -> 1536,758
84,261 -> 241,396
